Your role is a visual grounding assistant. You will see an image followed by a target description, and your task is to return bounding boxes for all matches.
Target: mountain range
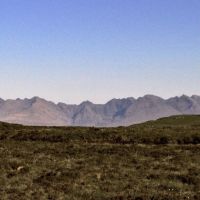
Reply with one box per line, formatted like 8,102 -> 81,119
0,95 -> 200,127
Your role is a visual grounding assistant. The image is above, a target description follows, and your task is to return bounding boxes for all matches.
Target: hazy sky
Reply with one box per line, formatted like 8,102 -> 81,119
0,0 -> 200,104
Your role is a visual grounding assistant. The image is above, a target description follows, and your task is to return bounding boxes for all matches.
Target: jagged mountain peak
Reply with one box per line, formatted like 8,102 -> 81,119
141,94 -> 164,101
30,96 -> 47,103
107,97 -> 135,104
79,100 -> 94,106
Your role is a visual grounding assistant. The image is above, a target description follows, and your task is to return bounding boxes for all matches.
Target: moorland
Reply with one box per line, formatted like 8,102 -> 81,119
0,115 -> 200,200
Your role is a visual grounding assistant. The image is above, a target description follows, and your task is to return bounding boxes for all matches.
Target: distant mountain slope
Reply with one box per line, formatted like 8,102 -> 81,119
0,95 -> 200,126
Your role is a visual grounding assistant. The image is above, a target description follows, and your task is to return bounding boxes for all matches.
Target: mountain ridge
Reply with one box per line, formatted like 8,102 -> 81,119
0,95 -> 200,127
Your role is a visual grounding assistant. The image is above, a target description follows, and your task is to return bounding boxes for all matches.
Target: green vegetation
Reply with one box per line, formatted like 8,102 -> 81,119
0,115 -> 200,200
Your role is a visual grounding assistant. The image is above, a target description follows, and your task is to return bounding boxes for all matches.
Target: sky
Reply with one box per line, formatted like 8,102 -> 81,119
0,0 -> 200,104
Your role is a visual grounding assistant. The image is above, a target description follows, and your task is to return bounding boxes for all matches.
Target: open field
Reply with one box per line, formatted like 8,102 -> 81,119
0,115 -> 200,200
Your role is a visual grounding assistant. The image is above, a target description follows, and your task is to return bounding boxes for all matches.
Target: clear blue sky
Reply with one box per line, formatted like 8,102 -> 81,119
0,0 -> 199,104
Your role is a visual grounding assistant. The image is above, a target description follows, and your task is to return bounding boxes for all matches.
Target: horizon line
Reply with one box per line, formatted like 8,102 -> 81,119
0,94 -> 199,106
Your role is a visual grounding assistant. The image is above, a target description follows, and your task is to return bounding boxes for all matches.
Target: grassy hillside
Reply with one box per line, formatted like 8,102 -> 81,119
141,115 -> 200,126
0,115 -> 200,199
